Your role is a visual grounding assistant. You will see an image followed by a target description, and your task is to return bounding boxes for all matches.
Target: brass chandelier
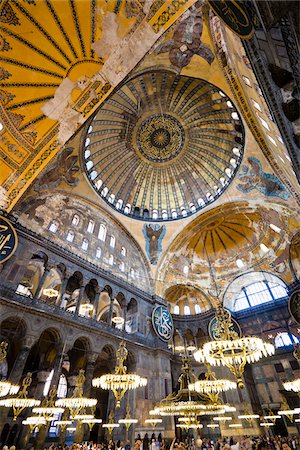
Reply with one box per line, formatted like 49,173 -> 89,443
194,303 -> 274,388
55,369 -> 97,418
283,344 -> 300,393
0,372 -> 40,420
92,341 -> 147,408
188,364 -> 236,398
152,356 -> 232,420
33,385 -> 64,420
0,342 -> 20,397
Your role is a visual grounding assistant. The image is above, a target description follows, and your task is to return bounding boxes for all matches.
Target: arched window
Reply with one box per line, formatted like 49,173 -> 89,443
119,261 -> 125,272
116,199 -> 123,210
87,220 -> 95,234
124,204 -> 131,214
183,265 -> 189,275
98,224 -> 106,241
48,373 -> 68,437
57,374 -> 68,398
195,304 -> 201,314
275,333 -> 299,348
109,254 -> 114,266
95,179 -> 103,190
72,214 -> 80,227
101,187 -> 108,197
86,160 -> 93,170
81,239 -> 88,251
162,210 -> 168,220
49,220 -> 59,233
234,281 -> 288,311
121,247 -> 126,256
173,305 -> 180,315
110,235 -> 116,248
184,305 -> 191,315
96,247 -> 101,259
66,230 -> 75,243
43,369 -> 54,397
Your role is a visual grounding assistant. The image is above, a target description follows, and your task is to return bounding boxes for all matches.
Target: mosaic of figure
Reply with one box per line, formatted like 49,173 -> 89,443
155,1 -> 214,69
34,147 -> 79,191
237,157 -> 290,199
143,224 -> 166,265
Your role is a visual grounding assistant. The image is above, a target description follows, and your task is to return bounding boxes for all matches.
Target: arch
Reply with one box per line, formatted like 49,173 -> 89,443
0,317 -> 27,378
23,327 -> 61,375
40,266 -> 63,304
289,230 -> 300,280
127,298 -> 138,314
71,214 -> 80,227
68,336 -> 91,374
64,271 -> 83,310
223,271 -> 288,311
165,284 -> 213,316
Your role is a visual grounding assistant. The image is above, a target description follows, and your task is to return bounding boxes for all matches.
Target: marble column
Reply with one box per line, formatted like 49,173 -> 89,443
84,354 -> 98,397
108,295 -> 114,326
0,336 -> 36,441
123,303 -> 127,331
56,273 -> 69,307
80,354 -> 98,442
34,371 -> 52,450
9,336 -> 36,384
75,284 -> 85,316
93,289 -> 101,320
33,264 -> 51,302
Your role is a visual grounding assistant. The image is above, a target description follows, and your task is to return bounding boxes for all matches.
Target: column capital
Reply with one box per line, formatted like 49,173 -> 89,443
87,352 -> 98,364
23,335 -> 36,349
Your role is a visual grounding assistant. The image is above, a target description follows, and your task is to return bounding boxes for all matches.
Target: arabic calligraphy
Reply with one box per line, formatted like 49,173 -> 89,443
208,0 -> 254,39
152,306 -> 174,342
289,290 -> 300,326
208,316 -> 242,340
0,216 -> 18,263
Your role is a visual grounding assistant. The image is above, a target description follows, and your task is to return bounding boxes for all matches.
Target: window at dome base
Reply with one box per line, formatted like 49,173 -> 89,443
275,332 -> 299,348
223,272 -> 288,312
83,70 -> 245,222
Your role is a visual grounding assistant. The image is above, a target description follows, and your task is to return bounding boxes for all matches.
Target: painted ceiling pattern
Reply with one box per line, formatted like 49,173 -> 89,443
84,70 -> 244,221
165,284 -> 215,313
157,201 -> 299,298
0,0 -> 196,210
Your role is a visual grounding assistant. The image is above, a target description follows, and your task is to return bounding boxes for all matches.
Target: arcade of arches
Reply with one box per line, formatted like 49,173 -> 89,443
0,0 -> 299,448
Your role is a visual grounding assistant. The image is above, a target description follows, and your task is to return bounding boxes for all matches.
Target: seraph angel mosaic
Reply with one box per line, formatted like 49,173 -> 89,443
237,157 -> 290,200
143,224 -> 166,265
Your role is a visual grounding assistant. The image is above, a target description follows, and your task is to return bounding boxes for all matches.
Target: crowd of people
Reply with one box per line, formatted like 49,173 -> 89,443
1,435 -> 299,450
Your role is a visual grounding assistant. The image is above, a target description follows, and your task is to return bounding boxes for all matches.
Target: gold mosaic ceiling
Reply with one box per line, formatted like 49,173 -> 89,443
84,70 -> 245,221
0,0 -> 196,210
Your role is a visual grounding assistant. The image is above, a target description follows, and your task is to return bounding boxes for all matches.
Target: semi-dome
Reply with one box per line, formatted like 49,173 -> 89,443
83,70 -> 245,221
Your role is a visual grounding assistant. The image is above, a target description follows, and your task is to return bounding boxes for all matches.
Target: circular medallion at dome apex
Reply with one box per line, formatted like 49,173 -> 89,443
83,71 -> 245,221
136,113 -> 185,162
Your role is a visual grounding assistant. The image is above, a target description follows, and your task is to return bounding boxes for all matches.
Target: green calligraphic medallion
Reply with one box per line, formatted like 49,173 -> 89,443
208,0 -> 254,39
152,305 -> 174,342
208,316 -> 242,340
289,290 -> 300,325
0,216 -> 18,263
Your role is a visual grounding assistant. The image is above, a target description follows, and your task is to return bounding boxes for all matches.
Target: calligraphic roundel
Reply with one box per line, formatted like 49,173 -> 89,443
0,216 -> 18,263
152,305 -> 174,343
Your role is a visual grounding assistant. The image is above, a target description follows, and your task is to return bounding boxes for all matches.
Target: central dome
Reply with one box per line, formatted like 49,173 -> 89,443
83,71 -> 245,221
